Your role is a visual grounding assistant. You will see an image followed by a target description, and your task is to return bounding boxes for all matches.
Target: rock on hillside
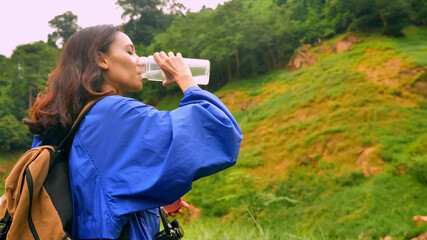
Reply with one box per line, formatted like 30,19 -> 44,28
287,34 -> 363,71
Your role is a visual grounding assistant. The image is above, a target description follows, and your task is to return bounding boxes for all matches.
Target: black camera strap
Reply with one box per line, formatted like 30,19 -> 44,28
153,207 -> 184,239
159,207 -> 174,235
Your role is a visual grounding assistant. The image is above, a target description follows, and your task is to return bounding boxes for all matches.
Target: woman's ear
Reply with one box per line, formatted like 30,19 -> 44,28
98,52 -> 109,70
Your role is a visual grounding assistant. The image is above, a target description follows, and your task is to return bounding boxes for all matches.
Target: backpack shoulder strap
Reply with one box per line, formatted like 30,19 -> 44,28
57,98 -> 105,151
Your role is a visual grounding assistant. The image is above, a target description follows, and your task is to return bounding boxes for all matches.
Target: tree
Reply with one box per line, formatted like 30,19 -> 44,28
48,11 -> 81,47
0,114 -> 32,151
0,41 -> 59,150
409,0 -> 427,26
375,0 -> 412,36
121,9 -> 176,45
116,0 -> 185,20
116,0 -> 186,45
2,42 -> 60,115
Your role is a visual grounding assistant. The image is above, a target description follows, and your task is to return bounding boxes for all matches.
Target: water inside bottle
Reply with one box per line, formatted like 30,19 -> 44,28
143,66 -> 209,85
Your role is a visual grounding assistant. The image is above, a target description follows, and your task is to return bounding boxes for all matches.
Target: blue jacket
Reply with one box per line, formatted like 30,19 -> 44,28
32,86 -> 242,239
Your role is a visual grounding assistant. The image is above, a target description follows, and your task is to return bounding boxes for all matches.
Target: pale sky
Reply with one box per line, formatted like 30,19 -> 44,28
0,0 -> 230,57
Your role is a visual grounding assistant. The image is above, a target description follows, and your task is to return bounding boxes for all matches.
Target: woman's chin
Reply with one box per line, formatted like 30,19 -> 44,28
132,83 -> 143,92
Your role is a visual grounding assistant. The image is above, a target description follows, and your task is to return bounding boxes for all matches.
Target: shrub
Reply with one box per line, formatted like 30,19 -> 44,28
408,155 -> 427,185
0,115 -> 32,151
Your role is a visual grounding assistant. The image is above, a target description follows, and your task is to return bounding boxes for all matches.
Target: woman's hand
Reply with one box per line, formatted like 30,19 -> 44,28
153,51 -> 197,93
163,198 -> 190,217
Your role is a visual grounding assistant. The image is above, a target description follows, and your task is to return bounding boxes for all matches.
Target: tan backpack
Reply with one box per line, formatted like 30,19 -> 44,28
0,99 -> 101,240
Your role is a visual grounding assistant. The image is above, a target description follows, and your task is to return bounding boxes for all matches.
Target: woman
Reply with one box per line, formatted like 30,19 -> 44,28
23,25 -> 242,239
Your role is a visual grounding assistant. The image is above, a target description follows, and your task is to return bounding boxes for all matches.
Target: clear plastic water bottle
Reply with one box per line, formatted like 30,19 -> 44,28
139,56 -> 210,85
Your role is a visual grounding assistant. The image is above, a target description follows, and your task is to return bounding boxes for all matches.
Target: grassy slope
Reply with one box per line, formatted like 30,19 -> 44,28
0,152 -> 22,194
175,26 -> 427,239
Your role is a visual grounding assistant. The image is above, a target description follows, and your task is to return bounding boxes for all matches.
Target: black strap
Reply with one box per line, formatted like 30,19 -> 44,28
25,168 -> 40,240
0,211 -> 12,240
159,207 -> 174,236
117,221 -> 129,240
57,98 -> 104,152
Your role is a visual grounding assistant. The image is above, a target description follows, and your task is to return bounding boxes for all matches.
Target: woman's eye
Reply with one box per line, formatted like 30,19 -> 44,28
127,51 -> 133,55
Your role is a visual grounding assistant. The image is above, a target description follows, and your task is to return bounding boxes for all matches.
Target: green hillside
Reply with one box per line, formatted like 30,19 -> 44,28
176,26 -> 427,239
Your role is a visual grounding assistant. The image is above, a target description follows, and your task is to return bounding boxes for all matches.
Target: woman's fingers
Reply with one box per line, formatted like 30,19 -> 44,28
154,51 -> 181,62
155,51 -> 178,59
182,201 -> 190,208
162,80 -> 172,87
153,52 -> 161,63
159,51 -> 167,58
153,51 -> 194,91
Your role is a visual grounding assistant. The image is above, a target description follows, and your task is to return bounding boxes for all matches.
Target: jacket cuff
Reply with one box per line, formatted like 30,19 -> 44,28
183,86 -> 202,96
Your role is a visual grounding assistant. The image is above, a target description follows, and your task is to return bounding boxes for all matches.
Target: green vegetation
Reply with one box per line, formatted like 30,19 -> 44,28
0,152 -> 22,194
181,27 -> 427,239
47,11 -> 81,47
0,0 -> 426,239
0,41 -> 60,151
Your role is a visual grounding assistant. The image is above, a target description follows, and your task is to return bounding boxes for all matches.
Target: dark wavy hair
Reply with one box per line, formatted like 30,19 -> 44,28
23,25 -> 121,135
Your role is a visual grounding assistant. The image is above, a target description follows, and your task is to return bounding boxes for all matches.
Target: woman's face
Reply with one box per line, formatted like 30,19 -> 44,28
100,32 -> 142,95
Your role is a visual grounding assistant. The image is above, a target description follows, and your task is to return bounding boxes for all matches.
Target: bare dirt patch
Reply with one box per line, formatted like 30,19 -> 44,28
181,204 -> 201,224
414,80 -> 427,98
295,107 -> 319,122
218,81 -> 289,112
360,61 -> 406,86
248,157 -> 293,182
356,146 -> 384,177
219,90 -> 262,112
356,49 -> 427,104
356,49 -> 425,87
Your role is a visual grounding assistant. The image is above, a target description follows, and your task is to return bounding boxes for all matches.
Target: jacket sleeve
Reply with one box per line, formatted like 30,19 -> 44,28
72,86 -> 242,217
